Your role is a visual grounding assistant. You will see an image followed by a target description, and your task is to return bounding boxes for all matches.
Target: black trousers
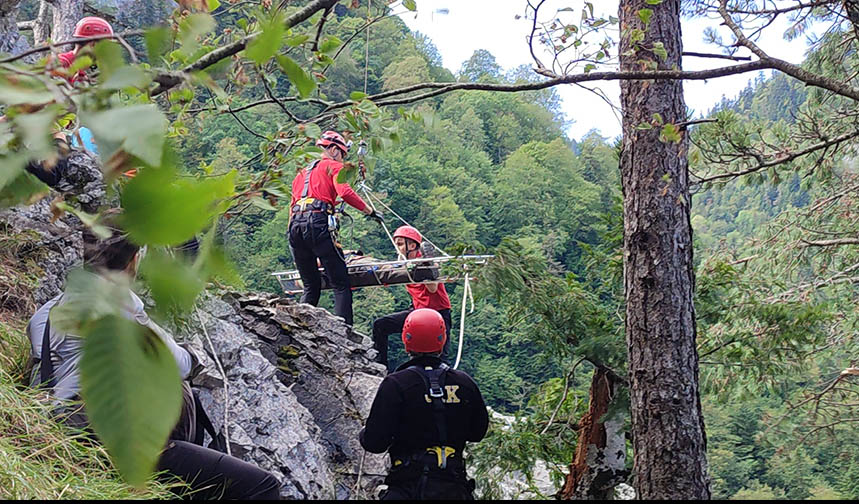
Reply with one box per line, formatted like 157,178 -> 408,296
382,464 -> 474,501
157,440 -> 281,500
288,212 -> 353,325
372,308 -> 452,369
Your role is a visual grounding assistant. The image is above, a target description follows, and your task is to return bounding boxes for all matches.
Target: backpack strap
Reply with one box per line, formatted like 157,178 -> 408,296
407,362 -> 451,468
192,388 -> 228,453
39,315 -> 56,391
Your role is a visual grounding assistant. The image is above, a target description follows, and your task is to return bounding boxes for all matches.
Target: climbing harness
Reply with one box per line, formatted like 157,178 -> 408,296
399,363 -> 459,470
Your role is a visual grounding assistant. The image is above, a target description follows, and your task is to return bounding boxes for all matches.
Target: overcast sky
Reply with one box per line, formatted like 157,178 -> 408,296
398,0 -> 821,142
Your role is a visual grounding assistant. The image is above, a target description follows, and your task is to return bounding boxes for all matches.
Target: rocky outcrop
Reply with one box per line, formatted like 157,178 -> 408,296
178,292 -> 389,499
0,152 -> 390,500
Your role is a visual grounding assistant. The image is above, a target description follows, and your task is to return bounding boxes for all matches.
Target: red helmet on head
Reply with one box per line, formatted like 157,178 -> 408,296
316,130 -> 349,155
74,17 -> 114,38
393,225 -> 422,245
402,309 -> 446,354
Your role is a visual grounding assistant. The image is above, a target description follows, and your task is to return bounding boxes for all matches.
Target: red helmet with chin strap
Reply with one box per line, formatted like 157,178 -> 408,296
393,225 -> 422,246
74,17 -> 114,38
402,309 -> 447,354
316,130 -> 349,155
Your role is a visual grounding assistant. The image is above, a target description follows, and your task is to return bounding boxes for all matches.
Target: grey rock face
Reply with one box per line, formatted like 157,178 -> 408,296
178,292 -> 389,499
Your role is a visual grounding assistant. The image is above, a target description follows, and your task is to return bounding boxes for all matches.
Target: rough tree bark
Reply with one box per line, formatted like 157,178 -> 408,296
33,0 -> 52,45
0,0 -> 30,56
618,0 -> 710,499
50,0 -> 83,50
558,368 -> 627,500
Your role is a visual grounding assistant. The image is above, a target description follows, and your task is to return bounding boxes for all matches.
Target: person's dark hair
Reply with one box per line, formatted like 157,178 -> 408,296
82,209 -> 139,272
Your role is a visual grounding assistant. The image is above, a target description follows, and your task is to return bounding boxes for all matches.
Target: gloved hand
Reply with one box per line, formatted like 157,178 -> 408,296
365,209 -> 384,223
420,241 -> 437,258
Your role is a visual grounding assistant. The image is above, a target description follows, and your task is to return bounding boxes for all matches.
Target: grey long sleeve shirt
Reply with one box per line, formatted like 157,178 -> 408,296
27,290 -> 195,401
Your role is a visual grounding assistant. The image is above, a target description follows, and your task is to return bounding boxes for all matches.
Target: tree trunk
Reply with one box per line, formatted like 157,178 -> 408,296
618,0 -> 710,499
558,367 -> 627,500
33,0 -> 52,46
51,0 -> 83,50
0,0 -> 30,56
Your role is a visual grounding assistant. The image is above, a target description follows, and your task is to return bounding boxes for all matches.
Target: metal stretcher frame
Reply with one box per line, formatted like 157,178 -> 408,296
271,255 -> 494,295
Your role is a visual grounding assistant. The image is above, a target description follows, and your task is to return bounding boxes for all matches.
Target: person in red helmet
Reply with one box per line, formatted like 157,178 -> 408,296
57,17 -> 114,84
372,225 -> 452,370
360,309 -> 488,500
289,130 -> 382,327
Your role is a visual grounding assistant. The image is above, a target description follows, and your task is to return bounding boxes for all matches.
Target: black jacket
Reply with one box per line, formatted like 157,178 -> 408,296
359,356 -> 489,462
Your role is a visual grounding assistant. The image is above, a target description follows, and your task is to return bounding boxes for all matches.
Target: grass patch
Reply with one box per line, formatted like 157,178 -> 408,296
0,223 -> 178,499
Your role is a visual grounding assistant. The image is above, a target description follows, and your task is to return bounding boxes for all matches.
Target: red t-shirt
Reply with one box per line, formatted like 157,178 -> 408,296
407,281 -> 451,311
58,51 -> 86,83
290,158 -> 367,212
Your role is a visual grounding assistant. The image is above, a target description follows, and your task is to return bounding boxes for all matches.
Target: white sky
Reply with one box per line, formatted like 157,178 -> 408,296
399,0 -> 822,142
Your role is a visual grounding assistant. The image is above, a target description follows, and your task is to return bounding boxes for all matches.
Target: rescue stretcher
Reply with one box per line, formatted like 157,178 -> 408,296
271,253 -> 494,295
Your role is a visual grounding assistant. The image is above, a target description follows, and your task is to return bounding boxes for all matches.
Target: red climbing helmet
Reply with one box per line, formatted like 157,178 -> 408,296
393,225 -> 422,245
316,130 -> 349,155
74,17 -> 114,38
402,309 -> 447,354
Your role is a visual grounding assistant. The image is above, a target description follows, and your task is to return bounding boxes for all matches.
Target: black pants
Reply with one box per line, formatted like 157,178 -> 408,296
373,308 -> 452,369
157,440 -> 281,500
382,466 -> 474,500
288,212 -> 353,325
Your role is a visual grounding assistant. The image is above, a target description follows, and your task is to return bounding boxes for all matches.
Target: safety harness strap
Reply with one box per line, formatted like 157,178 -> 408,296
40,315 -> 56,390
406,363 -> 451,468
300,160 -> 321,200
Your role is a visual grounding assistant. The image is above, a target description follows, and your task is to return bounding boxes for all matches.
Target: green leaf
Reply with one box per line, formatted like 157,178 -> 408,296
0,167 -> 49,208
660,123 -> 683,143
645,0 -> 663,4
249,195 -> 277,211
349,91 -> 367,101
51,269 -> 132,334
357,99 -> 379,115
317,35 -> 342,55
139,248 -> 205,315
629,28 -> 645,44
285,34 -> 310,47
637,8 -> 653,26
14,106 -> 58,158
121,157 -> 236,246
102,66 -> 152,90
0,74 -> 53,106
93,40 -> 124,83
80,314 -> 182,488
207,0 -> 221,11
145,27 -> 172,63
335,163 -> 358,184
652,41 -> 668,61
276,55 -> 316,98
303,122 -> 322,139
652,112 -> 663,124
178,13 -> 216,59
245,12 -> 286,64
82,105 -> 168,167
403,0 -> 417,11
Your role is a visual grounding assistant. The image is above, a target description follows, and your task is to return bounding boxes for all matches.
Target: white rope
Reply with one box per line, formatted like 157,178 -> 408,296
195,306 -> 231,456
358,182 -> 402,258
453,273 -> 474,370
359,181 -> 451,258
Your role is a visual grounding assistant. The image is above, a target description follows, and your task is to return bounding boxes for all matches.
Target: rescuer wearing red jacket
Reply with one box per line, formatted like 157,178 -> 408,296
57,17 -> 114,84
372,225 -> 452,370
289,130 -> 381,326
